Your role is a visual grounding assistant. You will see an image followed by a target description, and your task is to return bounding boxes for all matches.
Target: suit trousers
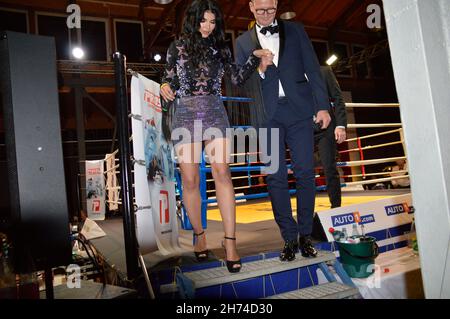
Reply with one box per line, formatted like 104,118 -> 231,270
261,97 -> 315,242
314,123 -> 341,208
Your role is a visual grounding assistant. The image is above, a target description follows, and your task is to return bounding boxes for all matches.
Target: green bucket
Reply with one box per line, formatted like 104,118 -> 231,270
338,236 -> 379,278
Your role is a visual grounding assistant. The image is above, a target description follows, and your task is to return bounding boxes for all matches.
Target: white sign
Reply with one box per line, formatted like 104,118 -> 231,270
317,193 -> 413,242
130,74 -> 180,255
85,160 -> 106,220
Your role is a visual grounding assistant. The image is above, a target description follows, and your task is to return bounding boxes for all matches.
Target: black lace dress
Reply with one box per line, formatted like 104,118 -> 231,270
161,38 -> 259,145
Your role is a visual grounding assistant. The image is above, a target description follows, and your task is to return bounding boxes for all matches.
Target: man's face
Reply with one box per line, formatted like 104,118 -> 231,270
250,0 -> 278,27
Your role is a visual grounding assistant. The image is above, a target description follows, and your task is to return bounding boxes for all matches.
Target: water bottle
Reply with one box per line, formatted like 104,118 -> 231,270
352,223 -> 360,237
332,230 -> 342,242
410,218 -> 418,253
341,228 -> 348,241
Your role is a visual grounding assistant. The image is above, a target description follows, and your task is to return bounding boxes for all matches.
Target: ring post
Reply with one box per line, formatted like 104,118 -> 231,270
200,150 -> 208,229
113,52 -> 139,280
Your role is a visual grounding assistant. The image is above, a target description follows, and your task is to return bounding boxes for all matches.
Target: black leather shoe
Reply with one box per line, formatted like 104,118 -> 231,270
279,240 -> 298,261
299,236 -> 318,258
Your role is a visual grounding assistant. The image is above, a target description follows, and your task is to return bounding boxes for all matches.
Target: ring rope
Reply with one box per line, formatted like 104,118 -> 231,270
345,128 -> 402,143
345,103 -> 399,108
339,140 -> 404,154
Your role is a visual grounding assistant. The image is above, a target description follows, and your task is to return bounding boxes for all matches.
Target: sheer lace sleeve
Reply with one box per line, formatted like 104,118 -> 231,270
223,47 -> 259,87
161,41 -> 180,91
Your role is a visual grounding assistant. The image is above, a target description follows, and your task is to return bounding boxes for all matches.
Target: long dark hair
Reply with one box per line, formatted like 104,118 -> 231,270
181,0 -> 228,67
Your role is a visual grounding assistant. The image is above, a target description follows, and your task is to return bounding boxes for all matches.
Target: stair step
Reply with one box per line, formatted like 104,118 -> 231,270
266,282 -> 359,299
183,251 -> 336,289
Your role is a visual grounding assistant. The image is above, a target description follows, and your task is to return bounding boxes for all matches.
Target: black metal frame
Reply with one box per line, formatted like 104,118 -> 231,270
113,52 -> 140,280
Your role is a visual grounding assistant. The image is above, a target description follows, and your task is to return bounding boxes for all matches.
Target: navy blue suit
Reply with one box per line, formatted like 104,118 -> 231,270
236,21 -> 329,241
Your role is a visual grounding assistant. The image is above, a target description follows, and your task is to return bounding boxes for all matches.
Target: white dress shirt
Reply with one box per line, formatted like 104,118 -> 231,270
256,21 -> 286,97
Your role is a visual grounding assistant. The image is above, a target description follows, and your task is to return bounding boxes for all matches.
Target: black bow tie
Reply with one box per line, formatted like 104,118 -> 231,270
260,24 -> 279,35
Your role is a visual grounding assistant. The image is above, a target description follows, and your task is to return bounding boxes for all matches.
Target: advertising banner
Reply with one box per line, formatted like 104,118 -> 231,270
130,74 -> 179,255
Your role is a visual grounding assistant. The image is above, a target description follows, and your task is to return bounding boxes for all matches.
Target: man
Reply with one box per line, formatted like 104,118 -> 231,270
315,66 -> 347,208
389,159 -> 410,188
236,0 -> 331,261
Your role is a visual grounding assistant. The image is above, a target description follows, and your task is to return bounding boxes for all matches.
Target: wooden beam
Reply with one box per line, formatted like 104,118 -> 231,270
329,0 -> 366,31
174,0 -> 189,37
139,0 -> 150,45
143,0 -> 182,55
223,0 -> 235,22
226,2 -> 248,29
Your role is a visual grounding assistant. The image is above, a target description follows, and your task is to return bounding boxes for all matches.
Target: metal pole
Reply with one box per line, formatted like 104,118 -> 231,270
44,267 -> 54,300
113,52 -> 139,280
138,254 -> 155,299
200,151 -> 207,229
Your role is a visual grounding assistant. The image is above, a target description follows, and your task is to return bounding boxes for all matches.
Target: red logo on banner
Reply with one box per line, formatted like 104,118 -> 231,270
144,90 -> 162,113
402,203 -> 410,213
92,199 -> 101,212
352,212 -> 361,223
159,190 -> 170,225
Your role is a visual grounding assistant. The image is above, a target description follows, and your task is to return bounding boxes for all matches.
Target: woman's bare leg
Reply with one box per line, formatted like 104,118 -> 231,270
176,142 -> 206,253
205,138 -> 240,267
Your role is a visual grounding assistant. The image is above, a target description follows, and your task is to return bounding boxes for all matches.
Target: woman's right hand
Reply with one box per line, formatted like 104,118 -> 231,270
160,83 -> 176,102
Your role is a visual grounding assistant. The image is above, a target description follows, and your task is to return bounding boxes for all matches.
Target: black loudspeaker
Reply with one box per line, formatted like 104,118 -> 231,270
0,31 -> 71,273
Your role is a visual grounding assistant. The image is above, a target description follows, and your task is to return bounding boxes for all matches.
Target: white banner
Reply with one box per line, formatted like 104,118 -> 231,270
105,152 -> 119,211
131,74 -> 180,255
86,160 -> 106,220
317,193 -> 413,242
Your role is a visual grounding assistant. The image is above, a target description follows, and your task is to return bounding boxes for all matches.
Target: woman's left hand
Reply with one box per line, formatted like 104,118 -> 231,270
253,49 -> 274,59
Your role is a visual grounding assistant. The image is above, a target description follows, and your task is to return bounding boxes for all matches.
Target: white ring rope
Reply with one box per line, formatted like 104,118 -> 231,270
344,175 -> 408,187
345,128 -> 402,143
342,170 -> 408,179
340,140 -> 404,153
345,103 -> 400,108
339,156 -> 406,167
347,123 -> 402,128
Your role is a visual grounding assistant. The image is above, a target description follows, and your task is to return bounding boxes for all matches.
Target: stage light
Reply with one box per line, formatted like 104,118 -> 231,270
154,53 -> 162,62
72,47 -> 85,59
326,54 -> 338,66
154,0 -> 173,4
280,0 -> 296,20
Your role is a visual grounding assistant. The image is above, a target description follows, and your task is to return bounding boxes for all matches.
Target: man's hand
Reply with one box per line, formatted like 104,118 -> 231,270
315,110 -> 331,129
335,127 -> 346,144
160,83 -> 175,102
254,49 -> 274,73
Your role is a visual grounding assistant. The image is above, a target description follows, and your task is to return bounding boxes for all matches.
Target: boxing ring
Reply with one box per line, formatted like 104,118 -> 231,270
175,101 -> 409,230
84,54 -> 415,299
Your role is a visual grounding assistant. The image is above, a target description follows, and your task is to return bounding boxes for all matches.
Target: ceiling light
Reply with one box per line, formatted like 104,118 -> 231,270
280,10 -> 296,20
154,53 -> 162,62
280,1 -> 296,20
326,54 -> 338,66
72,47 -> 85,59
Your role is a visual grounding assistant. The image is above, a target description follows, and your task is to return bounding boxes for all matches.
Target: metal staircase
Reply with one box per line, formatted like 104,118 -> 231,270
159,250 -> 360,299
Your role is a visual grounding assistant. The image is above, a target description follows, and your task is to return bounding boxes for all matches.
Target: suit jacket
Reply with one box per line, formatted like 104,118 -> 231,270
320,66 -> 347,128
235,20 -> 329,127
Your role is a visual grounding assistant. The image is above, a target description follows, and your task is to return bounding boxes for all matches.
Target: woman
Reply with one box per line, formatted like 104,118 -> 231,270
160,0 -> 271,273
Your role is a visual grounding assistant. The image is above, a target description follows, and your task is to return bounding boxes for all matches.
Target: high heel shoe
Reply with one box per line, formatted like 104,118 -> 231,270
222,237 -> 242,273
193,231 -> 208,262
